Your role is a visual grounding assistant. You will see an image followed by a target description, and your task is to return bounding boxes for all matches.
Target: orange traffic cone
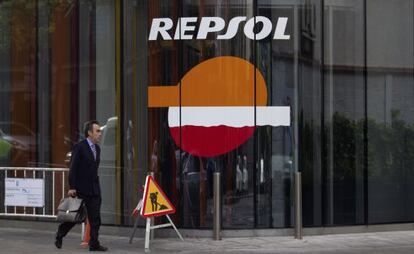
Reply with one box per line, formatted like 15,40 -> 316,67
81,219 -> 90,247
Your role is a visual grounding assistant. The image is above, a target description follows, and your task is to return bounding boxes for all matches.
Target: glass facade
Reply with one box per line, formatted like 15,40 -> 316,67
366,0 -> 414,224
0,0 -> 413,229
0,0 -> 118,223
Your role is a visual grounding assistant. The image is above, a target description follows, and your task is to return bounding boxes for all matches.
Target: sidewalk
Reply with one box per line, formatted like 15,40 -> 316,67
0,226 -> 414,254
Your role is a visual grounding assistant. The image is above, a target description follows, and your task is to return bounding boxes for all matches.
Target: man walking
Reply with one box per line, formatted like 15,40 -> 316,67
55,120 -> 108,251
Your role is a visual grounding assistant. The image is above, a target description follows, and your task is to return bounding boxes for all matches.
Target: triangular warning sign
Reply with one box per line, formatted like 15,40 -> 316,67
140,175 -> 175,218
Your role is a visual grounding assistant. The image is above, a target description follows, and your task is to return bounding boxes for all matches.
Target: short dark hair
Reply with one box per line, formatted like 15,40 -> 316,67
84,120 -> 100,138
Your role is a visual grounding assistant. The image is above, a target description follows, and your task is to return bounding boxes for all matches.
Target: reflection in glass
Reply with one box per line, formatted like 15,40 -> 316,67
0,0 -> 118,222
147,0 -> 182,228
2,0 -> 413,230
323,0 -> 365,225
367,0 -> 414,224
176,1 -> 256,229
256,1 -> 297,228
298,0 -> 323,227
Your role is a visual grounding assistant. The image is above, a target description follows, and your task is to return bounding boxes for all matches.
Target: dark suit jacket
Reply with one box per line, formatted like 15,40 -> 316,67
68,139 -> 101,196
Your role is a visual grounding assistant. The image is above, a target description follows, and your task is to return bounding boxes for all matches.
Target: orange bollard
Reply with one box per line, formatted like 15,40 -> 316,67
81,219 -> 90,247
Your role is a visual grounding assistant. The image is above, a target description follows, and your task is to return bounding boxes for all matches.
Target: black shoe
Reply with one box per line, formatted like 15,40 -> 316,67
89,245 -> 108,251
54,237 -> 62,249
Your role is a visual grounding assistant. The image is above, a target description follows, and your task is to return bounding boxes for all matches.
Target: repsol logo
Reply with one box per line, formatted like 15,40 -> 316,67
149,16 -> 290,41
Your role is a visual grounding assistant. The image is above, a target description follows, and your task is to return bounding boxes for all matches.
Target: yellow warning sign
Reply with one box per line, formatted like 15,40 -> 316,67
140,175 -> 175,218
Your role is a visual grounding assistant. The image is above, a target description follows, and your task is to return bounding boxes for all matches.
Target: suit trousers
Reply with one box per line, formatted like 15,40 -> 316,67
57,195 -> 102,247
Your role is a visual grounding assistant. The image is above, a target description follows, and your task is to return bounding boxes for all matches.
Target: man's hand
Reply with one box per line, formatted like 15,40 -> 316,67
68,189 -> 77,197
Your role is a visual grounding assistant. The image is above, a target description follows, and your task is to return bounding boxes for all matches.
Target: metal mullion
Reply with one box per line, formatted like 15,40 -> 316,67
62,171 -> 65,203
253,0 -> 258,229
43,170 -> 46,215
33,170 -> 36,215
321,0 -> 326,227
52,171 -> 55,216
4,169 -> 7,215
363,0 -> 368,225
14,169 -> 16,214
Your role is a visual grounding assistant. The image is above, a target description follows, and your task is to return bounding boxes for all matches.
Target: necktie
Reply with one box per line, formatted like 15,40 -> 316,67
91,144 -> 97,160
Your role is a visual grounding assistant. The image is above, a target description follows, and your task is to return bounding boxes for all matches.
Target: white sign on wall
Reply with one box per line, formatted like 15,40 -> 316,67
5,178 -> 44,207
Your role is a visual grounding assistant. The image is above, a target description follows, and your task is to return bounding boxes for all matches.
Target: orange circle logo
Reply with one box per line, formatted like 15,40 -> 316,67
149,56 -> 290,157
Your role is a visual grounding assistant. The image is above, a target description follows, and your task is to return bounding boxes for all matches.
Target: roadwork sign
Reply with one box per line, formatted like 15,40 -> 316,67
140,175 -> 175,218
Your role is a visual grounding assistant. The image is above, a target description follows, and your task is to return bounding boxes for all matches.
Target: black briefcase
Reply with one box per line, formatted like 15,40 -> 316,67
56,197 -> 87,223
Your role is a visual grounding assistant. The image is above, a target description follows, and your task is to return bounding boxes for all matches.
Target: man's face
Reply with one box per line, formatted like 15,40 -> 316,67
88,123 -> 102,144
